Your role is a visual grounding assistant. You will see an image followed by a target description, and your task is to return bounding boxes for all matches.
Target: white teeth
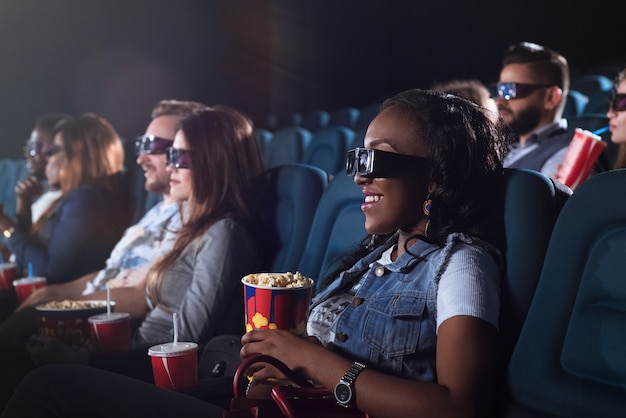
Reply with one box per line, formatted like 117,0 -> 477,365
365,195 -> 382,203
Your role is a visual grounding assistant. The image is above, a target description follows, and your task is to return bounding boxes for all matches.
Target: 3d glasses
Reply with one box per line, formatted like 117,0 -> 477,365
346,148 -> 429,178
26,141 -> 56,157
489,82 -> 553,100
166,147 -> 192,169
135,135 -> 173,156
610,93 -> 626,112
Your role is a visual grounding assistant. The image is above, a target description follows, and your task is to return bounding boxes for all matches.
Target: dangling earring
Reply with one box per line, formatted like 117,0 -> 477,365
422,194 -> 431,237
422,194 -> 432,216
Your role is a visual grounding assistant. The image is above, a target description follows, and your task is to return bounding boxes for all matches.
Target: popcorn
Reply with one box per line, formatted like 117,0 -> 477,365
242,272 -> 313,288
39,300 -> 108,310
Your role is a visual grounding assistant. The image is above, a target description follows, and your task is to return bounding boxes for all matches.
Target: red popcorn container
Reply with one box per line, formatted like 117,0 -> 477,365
36,300 -> 113,351
554,128 -> 607,190
242,273 -> 314,336
148,342 -> 198,391
0,263 -> 17,290
88,312 -> 131,353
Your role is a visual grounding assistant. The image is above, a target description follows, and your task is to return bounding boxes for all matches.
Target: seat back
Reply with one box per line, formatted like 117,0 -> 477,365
563,90 -> 589,117
570,74 -> 613,98
253,164 -> 329,272
300,110 -> 330,132
297,173 -> 366,291
355,103 -> 380,130
506,169 -> 626,417
302,126 -> 354,175
0,158 -> 28,220
253,128 -> 273,156
329,106 -> 359,130
263,127 -> 312,169
499,169 -> 571,364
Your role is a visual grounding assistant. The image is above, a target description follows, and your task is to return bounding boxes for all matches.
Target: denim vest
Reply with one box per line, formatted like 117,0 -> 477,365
309,232 -> 488,382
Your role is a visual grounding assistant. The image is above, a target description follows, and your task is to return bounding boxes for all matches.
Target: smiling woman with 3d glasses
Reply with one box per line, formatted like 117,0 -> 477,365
1,89 -> 509,418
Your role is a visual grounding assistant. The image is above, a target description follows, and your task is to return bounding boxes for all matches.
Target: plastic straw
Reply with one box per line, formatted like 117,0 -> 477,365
106,286 -> 111,315
28,263 -> 32,281
593,126 -> 610,135
173,312 -> 179,345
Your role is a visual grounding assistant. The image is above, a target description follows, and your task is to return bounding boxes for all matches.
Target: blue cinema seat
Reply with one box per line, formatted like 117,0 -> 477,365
0,159 -> 29,220
302,126 -> 354,176
296,172 -> 366,292
563,90 -> 589,117
328,107 -> 360,130
263,127 -> 312,169
253,163 -> 329,273
300,109 -> 330,132
497,169 -> 571,392
253,128 -> 273,157
505,169 -> 626,417
355,103 -> 381,130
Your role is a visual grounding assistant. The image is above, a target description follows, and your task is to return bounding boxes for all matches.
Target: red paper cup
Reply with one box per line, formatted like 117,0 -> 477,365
242,276 -> 314,336
0,263 -> 17,290
554,128 -> 607,190
13,277 -> 46,304
148,342 -> 198,391
89,312 -> 131,353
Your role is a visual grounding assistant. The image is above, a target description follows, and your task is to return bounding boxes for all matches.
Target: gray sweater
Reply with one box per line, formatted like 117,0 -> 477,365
132,218 -> 260,347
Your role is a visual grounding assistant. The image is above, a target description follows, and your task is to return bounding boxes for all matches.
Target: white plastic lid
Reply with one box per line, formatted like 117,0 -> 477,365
13,277 -> 46,286
88,312 -> 130,324
147,342 -> 198,357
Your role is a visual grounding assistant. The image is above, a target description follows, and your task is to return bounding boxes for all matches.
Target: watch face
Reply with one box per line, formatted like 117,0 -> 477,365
334,382 -> 352,404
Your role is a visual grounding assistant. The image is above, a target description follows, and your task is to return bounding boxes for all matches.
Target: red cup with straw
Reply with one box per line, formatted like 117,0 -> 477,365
147,312 -> 198,391
13,264 -> 46,304
89,287 -> 131,352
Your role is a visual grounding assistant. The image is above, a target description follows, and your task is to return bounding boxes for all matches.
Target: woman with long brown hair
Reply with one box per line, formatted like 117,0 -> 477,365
128,105 -> 264,346
0,113 -> 130,285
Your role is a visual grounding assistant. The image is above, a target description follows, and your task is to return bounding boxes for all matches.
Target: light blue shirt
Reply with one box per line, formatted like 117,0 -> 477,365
83,201 -> 180,294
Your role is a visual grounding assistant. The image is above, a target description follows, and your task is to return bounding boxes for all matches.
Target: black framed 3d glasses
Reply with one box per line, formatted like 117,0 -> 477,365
135,135 -> 173,156
25,141 -> 56,157
489,82 -> 554,100
166,147 -> 192,169
609,93 -> 626,112
345,148 -> 429,178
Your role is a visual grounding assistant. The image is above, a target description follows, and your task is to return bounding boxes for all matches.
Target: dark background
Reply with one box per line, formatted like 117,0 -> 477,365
1,0 -> 624,159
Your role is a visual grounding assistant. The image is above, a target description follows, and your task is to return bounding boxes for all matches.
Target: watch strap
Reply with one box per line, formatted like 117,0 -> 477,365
342,361 -> 366,385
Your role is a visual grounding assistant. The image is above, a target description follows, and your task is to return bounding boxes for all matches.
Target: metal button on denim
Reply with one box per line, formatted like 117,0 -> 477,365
336,333 -> 348,342
352,297 -> 364,306
375,266 -> 385,276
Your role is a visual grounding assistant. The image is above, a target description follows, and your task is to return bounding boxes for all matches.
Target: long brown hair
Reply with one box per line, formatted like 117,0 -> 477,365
33,113 -> 124,236
146,106 -> 264,306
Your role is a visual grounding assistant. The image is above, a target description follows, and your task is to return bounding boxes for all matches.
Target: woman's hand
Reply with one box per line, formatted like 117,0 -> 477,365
240,330 -> 321,382
15,176 -> 44,207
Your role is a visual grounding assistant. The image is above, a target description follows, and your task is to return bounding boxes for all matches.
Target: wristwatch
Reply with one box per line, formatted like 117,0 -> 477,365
2,226 -> 15,239
334,361 -> 366,408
